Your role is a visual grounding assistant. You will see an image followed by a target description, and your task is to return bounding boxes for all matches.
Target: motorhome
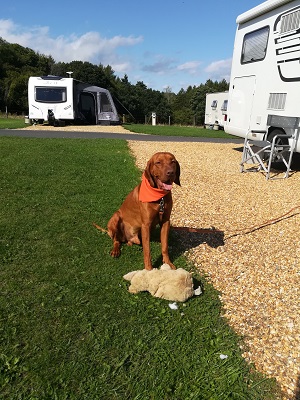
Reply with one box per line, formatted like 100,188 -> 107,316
225,0 -> 300,152
28,76 -> 119,126
204,92 -> 228,129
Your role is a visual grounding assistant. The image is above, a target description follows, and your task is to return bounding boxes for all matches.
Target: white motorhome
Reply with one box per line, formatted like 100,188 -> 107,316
225,0 -> 300,152
28,76 -> 119,126
204,92 -> 228,129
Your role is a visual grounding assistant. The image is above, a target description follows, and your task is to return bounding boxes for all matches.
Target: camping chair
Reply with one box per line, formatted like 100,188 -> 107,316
240,116 -> 300,180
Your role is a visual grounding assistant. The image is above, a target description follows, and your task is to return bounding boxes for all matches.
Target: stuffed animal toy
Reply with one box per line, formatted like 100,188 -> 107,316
123,264 -> 195,302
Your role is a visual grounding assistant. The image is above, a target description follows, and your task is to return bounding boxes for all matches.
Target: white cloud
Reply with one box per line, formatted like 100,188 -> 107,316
177,61 -> 202,75
204,58 -> 232,81
111,62 -> 132,74
0,19 -> 143,66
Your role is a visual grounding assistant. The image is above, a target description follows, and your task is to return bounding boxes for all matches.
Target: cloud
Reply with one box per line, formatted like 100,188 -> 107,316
141,57 -> 203,78
204,58 -> 232,81
141,56 -> 176,74
111,62 -> 132,74
177,61 -> 202,75
0,19 -> 143,66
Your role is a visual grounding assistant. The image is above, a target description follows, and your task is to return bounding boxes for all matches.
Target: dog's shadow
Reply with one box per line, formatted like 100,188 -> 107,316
151,225 -> 224,268
174,226 -> 224,247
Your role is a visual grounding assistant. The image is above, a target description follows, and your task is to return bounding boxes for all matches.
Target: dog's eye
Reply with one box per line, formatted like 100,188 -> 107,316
155,161 -> 161,165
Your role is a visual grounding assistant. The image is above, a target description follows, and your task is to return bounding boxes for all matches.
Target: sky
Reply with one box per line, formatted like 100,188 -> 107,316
1,0 -> 263,93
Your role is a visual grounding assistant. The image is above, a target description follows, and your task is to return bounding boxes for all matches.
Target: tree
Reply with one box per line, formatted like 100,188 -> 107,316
0,38 -> 53,112
172,86 -> 197,125
0,37 -> 229,123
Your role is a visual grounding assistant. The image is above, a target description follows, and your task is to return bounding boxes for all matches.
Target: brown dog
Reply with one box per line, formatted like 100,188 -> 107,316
107,152 -> 181,270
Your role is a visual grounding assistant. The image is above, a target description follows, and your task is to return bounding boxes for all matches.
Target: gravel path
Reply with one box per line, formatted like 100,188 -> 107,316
128,140 -> 300,400
19,124 -> 131,133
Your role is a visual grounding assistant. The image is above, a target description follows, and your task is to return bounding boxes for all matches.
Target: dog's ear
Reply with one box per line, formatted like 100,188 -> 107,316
144,159 -> 156,187
174,160 -> 181,186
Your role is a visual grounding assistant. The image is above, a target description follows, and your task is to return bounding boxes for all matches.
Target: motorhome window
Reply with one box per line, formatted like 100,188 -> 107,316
211,100 -> 217,109
221,100 -> 228,111
241,26 -> 269,64
35,87 -> 67,103
100,93 -> 113,112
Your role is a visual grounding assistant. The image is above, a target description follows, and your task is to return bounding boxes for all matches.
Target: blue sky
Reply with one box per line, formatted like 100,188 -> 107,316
1,0 -> 262,93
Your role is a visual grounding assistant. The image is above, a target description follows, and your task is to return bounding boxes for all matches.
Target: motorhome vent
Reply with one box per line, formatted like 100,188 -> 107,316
280,10 -> 300,34
267,93 -> 287,110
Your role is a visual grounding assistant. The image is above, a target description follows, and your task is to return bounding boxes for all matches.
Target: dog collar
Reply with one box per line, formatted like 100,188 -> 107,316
139,173 -> 171,203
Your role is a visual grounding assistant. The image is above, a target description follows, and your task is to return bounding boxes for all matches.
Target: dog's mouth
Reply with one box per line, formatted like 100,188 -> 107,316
156,178 -> 173,191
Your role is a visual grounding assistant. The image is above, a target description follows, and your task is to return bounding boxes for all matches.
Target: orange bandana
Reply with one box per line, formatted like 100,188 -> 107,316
139,173 -> 172,203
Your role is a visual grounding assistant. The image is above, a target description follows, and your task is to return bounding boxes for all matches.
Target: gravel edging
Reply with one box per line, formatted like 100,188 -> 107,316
128,140 -> 300,400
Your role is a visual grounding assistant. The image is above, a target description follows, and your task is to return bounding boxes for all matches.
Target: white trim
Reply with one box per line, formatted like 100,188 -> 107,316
236,0 -> 293,24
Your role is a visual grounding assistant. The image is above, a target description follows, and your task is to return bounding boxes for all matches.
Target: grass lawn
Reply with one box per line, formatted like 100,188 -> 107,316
123,124 -> 236,138
0,117 -> 28,129
0,137 -> 279,399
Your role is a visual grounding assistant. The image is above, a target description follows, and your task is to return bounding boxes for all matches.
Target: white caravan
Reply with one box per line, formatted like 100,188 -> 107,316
204,92 -> 228,129
28,76 -> 119,126
225,0 -> 300,152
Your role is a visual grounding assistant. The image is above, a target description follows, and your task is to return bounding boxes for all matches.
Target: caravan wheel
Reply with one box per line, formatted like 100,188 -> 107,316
267,129 -> 289,163
267,129 -> 288,146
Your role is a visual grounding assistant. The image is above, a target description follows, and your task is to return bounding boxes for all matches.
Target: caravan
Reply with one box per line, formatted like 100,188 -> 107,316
225,0 -> 300,152
28,76 -> 119,126
204,92 -> 228,129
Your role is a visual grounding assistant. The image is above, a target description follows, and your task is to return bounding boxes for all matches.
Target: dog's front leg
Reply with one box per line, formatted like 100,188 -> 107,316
160,220 -> 176,269
141,223 -> 153,270
111,240 -> 121,258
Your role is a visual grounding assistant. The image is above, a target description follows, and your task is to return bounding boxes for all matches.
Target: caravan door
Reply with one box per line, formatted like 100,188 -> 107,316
79,92 -> 97,124
227,75 -> 256,138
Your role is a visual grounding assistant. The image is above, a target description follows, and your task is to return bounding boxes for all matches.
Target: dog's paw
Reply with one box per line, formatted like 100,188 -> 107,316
110,249 -> 121,258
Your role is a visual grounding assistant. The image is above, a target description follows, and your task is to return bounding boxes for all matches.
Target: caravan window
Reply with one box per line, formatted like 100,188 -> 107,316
35,87 -> 67,103
100,93 -> 113,112
241,26 -> 269,64
221,100 -> 228,111
211,100 -> 217,109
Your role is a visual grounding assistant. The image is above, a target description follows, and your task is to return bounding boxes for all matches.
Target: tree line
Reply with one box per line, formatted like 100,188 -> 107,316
0,38 -> 229,125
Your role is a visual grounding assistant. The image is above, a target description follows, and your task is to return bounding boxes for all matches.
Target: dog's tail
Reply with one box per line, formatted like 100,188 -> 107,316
92,222 -> 108,234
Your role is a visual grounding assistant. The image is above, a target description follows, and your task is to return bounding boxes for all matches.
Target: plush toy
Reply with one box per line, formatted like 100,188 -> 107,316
123,264 -> 196,302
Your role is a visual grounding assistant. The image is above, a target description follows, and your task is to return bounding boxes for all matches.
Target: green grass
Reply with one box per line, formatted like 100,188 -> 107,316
0,117 -> 28,129
123,123 -> 236,138
0,137 -> 280,399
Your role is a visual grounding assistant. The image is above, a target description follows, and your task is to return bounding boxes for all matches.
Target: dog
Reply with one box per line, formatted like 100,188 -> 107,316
107,152 -> 181,270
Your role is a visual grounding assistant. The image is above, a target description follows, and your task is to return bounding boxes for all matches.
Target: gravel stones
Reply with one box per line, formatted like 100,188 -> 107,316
128,140 -> 300,400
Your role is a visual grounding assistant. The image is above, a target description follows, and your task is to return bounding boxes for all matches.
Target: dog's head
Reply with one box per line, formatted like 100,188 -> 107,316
144,152 -> 181,189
